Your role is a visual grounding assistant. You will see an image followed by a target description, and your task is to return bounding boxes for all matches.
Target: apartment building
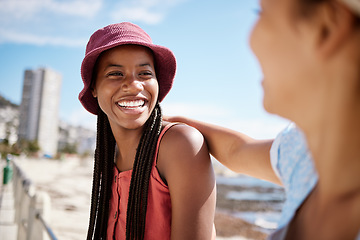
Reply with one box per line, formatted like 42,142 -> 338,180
18,68 -> 62,157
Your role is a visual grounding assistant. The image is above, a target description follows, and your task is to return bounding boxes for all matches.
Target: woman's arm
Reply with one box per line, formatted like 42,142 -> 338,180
164,116 -> 281,185
157,124 -> 216,240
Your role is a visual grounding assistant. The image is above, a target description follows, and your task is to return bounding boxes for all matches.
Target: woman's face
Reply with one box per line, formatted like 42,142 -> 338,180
92,45 -> 158,131
249,0 -> 323,121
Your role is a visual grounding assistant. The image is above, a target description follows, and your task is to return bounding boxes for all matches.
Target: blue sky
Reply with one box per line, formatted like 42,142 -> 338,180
0,0 -> 289,139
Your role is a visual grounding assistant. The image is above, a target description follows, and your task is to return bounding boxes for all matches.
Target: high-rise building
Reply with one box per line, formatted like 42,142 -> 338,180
18,68 -> 62,157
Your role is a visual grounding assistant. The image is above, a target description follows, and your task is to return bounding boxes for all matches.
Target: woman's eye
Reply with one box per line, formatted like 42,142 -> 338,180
107,72 -> 123,77
139,71 -> 153,77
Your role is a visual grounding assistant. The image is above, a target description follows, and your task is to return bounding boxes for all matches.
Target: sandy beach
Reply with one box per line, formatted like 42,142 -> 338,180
12,156 -> 281,240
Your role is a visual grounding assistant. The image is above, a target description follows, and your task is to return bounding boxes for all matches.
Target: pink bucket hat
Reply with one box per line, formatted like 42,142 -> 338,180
79,22 -> 176,115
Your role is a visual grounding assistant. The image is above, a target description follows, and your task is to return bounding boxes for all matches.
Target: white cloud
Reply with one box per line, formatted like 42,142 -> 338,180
111,0 -> 187,25
0,0 -> 102,46
112,7 -> 164,25
45,0 -> 102,18
0,28 -> 87,47
0,0 -> 186,46
0,0 -> 102,20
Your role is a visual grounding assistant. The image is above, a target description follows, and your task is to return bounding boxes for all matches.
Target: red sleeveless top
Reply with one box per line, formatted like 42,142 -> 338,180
107,124 -> 174,240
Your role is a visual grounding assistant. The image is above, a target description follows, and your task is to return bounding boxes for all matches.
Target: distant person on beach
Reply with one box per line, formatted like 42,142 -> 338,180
78,22 -> 216,240
166,0 -> 360,239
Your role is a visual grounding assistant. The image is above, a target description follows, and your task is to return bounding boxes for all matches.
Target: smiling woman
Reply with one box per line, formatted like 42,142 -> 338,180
78,22 -> 216,240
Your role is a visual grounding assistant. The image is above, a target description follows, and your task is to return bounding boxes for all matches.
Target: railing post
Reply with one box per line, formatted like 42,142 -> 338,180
26,192 -> 36,240
13,164 -> 22,225
28,191 -> 51,240
15,180 -> 26,240
18,180 -> 35,240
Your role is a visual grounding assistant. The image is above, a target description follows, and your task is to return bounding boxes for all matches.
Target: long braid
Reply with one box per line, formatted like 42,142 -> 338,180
87,103 -> 162,240
126,110 -> 153,239
139,108 -> 161,238
86,114 -> 102,240
130,116 -> 154,238
87,109 -> 115,240
86,108 -> 105,240
126,103 -> 163,240
98,110 -> 115,236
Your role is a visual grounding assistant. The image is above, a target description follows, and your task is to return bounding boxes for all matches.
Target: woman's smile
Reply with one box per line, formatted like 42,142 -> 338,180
117,99 -> 145,109
116,98 -> 148,115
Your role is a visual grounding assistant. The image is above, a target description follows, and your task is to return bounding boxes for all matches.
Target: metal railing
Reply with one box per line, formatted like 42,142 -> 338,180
11,160 -> 58,240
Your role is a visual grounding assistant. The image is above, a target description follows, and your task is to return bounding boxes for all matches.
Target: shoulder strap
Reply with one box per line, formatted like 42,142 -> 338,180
153,123 -> 179,165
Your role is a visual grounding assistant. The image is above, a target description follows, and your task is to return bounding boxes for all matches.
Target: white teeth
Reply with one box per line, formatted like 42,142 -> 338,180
118,100 -> 145,108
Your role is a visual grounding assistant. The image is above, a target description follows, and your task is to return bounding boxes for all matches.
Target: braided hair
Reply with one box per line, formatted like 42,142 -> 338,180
86,103 -> 163,240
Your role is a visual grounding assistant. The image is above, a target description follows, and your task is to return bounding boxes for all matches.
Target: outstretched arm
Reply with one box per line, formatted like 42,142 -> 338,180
164,116 -> 281,185
157,124 -> 216,240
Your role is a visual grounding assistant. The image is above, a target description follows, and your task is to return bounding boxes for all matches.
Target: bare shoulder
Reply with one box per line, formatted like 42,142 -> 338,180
157,123 -> 211,180
161,123 -> 205,152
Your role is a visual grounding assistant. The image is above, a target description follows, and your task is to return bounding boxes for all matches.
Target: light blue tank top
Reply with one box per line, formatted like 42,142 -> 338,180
268,124 -> 360,240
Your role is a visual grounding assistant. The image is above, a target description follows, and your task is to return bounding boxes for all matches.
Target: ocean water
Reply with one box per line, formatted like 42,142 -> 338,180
216,174 -> 285,232
217,174 -> 281,186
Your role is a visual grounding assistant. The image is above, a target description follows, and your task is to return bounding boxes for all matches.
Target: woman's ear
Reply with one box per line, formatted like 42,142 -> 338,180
316,0 -> 355,58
